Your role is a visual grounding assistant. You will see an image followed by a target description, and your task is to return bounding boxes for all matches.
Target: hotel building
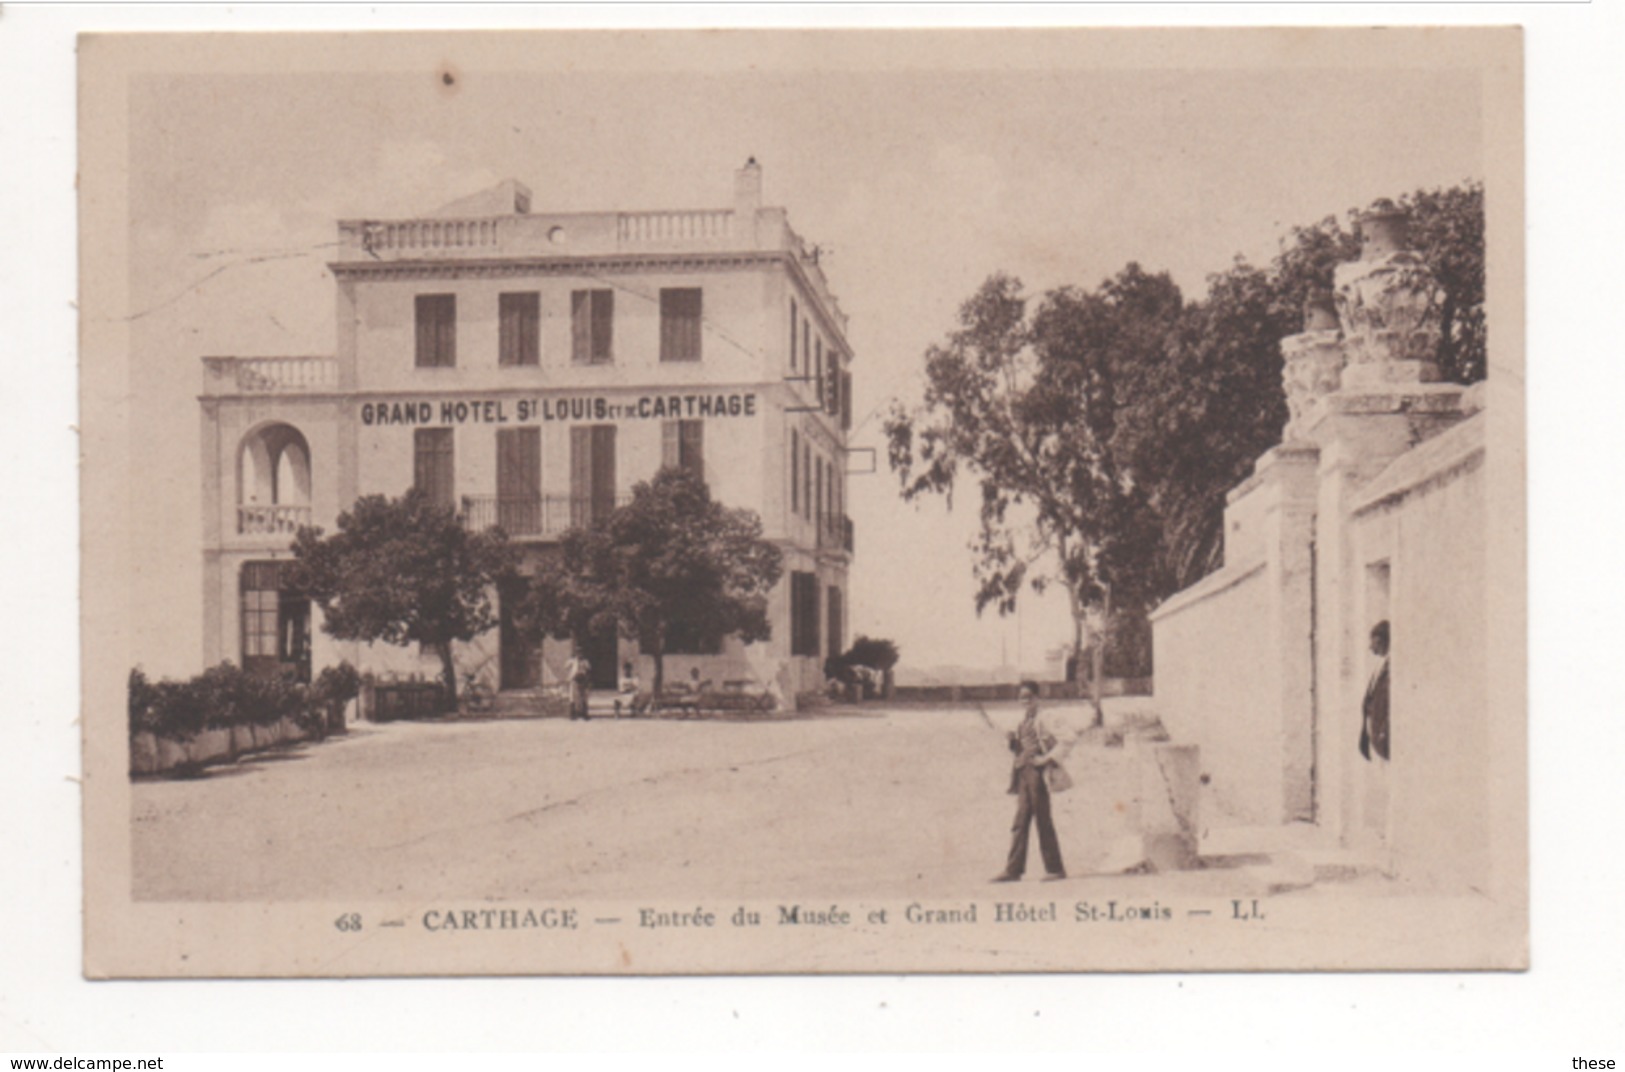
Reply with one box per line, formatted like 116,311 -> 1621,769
199,161 -> 854,705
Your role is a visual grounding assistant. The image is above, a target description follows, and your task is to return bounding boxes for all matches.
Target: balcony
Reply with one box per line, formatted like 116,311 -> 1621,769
204,356 -> 339,396
461,494 -> 631,540
816,515 -> 854,556
334,207 -> 846,334
238,503 -> 312,536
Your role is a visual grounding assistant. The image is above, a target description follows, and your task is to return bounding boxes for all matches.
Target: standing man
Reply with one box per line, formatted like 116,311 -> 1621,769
566,647 -> 592,722
1359,621 -> 1391,761
992,680 -> 1067,883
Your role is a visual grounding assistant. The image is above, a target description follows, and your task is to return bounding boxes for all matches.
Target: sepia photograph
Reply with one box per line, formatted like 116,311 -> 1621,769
78,26 -> 1525,977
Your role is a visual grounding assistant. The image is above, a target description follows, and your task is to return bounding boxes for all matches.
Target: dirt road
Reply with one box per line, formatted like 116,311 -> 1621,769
132,701 -> 1166,902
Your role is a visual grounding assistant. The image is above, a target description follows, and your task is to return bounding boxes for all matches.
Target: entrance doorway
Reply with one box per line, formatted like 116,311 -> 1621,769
499,581 -> 541,690
240,561 -> 311,683
583,623 -> 619,690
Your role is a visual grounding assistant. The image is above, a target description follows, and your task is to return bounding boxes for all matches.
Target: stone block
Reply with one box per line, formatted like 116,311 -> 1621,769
1139,743 -> 1201,871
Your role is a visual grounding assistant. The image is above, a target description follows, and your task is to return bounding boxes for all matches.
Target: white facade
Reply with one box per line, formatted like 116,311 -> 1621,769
200,162 -> 854,705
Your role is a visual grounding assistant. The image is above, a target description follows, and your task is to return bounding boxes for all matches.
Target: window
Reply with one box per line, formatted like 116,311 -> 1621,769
802,320 -> 810,380
841,370 -> 853,430
240,562 -> 310,683
826,458 -> 835,528
803,440 -> 812,523
663,419 -> 704,482
570,424 -> 617,527
815,456 -> 824,531
415,294 -> 456,368
790,571 -> 820,657
827,586 -> 843,661
815,338 -> 824,405
499,292 -> 539,367
413,428 -> 455,510
660,287 -> 703,363
496,427 -> 541,534
789,298 -> 799,370
826,356 -> 841,416
790,430 -> 800,515
571,289 -> 614,364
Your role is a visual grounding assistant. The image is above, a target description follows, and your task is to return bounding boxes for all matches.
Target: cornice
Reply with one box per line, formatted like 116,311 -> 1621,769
328,250 -> 788,284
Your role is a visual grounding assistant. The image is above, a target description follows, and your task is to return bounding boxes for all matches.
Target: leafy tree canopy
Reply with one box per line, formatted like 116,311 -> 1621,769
288,489 -> 515,701
887,183 -> 1485,696
518,467 -> 783,698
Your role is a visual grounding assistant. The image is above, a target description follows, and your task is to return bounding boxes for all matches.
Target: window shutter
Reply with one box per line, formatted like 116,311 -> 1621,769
591,424 -> 617,524
789,298 -> 798,370
815,457 -> 824,530
500,292 -> 539,367
570,426 -> 591,527
791,431 -> 800,515
592,290 -> 614,363
660,288 -> 702,362
841,371 -> 853,430
571,291 -> 589,363
680,420 -> 704,482
416,294 -> 454,368
438,296 -> 456,368
662,420 -> 681,470
415,297 -> 435,367
414,428 -> 454,509
827,586 -> 843,658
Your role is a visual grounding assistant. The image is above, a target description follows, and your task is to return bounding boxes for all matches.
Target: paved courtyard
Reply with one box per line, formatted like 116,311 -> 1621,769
132,699 -> 1223,902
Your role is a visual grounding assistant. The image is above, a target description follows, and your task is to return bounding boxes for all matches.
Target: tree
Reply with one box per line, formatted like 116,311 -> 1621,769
288,489 -> 515,704
885,272 -> 1166,725
842,635 -> 900,674
1116,182 -> 1485,592
1114,261 -> 1295,590
518,467 -> 783,701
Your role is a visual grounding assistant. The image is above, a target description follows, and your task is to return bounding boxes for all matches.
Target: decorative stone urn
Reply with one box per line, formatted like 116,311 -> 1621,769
1333,202 -> 1444,388
1280,290 -> 1345,440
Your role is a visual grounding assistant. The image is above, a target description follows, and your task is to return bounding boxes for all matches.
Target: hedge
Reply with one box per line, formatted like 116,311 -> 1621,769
128,661 -> 360,742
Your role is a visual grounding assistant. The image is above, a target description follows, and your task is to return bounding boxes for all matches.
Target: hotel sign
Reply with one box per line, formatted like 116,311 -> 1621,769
360,392 -> 759,427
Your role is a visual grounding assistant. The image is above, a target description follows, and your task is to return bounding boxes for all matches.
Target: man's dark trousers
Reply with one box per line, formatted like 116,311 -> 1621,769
1006,766 -> 1065,878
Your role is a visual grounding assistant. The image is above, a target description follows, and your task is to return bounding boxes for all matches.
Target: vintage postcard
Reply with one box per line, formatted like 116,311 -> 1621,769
80,27 -> 1525,977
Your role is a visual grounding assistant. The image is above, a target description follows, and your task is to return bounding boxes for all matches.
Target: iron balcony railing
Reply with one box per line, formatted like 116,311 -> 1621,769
238,503 -> 313,536
815,514 -> 854,555
460,494 -> 631,539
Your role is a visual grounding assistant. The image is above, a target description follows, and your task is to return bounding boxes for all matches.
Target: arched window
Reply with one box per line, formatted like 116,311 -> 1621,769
238,423 -> 312,535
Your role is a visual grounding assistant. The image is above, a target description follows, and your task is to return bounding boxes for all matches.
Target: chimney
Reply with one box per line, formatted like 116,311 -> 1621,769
734,157 -> 763,218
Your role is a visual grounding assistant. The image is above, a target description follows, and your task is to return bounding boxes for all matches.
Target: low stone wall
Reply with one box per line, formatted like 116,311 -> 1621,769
130,715 -> 318,777
890,678 -> 1152,705
1150,558 -> 1282,826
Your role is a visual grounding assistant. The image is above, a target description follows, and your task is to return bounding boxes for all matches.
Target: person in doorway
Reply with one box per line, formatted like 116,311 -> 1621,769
566,648 -> 592,721
1359,620 -> 1391,761
992,681 -> 1067,883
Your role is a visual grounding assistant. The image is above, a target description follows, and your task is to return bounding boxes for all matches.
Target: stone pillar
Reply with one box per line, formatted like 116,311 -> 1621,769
733,157 -> 763,246
1280,290 -> 1345,442
1309,203 -> 1467,845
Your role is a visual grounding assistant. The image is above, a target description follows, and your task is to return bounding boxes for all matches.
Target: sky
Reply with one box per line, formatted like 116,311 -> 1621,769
122,36 -> 1485,679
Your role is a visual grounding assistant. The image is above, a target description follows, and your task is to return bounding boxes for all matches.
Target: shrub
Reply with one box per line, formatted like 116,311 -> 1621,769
128,661 -> 312,740
843,636 -> 900,673
312,662 -> 363,708
128,668 -> 160,738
